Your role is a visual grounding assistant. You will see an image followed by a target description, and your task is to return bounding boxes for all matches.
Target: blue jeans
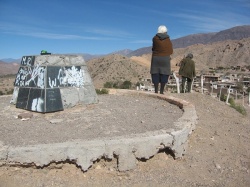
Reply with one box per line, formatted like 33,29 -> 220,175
151,74 -> 169,94
151,74 -> 169,84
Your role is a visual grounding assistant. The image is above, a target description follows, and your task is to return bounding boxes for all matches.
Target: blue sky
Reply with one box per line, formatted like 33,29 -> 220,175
0,0 -> 250,59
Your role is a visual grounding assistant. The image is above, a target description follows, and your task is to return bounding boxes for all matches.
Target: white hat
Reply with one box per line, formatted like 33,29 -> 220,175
157,25 -> 168,33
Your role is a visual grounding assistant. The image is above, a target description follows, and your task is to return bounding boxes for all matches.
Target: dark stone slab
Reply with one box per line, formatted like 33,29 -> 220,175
26,88 -> 45,112
46,66 -> 61,88
45,88 -> 63,112
16,88 -> 30,109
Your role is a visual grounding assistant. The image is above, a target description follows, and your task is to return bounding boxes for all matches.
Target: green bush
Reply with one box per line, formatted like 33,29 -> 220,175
227,97 -> 246,116
103,80 -> 133,89
113,82 -> 120,88
96,88 -> 109,95
121,80 -> 132,89
230,104 -> 247,116
228,97 -> 235,106
219,93 -> 227,101
219,95 -> 247,116
104,82 -> 113,88
7,89 -> 14,95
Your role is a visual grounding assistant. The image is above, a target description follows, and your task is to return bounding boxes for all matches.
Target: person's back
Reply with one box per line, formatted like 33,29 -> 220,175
152,33 -> 173,56
150,25 -> 173,94
178,53 -> 196,93
179,57 -> 196,80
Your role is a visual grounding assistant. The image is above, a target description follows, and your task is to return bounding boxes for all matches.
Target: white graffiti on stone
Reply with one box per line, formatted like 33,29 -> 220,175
37,67 -> 45,88
54,66 -> 84,88
31,97 -> 44,112
25,65 -> 45,88
57,67 -> 67,86
48,77 -> 57,88
67,66 -> 84,87
15,65 -> 45,88
15,67 -> 29,86
21,56 -> 33,66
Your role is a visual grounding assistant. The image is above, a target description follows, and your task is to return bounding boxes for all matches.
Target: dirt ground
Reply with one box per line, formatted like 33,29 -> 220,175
0,92 -> 250,187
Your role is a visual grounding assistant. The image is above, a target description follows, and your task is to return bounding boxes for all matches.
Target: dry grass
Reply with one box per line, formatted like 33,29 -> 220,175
0,75 -> 15,95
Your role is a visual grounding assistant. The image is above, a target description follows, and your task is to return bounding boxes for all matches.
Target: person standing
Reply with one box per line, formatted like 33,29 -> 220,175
150,25 -> 173,94
178,53 -> 196,93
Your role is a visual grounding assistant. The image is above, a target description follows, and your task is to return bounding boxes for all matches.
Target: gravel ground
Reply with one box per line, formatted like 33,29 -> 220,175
0,92 -> 250,187
0,94 -> 182,146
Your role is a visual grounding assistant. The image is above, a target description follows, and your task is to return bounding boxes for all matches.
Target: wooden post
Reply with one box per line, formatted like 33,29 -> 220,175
191,79 -> 194,92
211,82 -> 214,96
226,85 -> 232,104
248,91 -> 250,106
219,85 -> 223,101
201,74 -> 204,94
242,92 -> 244,106
172,72 -> 180,94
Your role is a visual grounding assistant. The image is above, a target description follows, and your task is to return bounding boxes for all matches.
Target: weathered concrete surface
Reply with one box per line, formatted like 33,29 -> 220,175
0,90 -> 198,172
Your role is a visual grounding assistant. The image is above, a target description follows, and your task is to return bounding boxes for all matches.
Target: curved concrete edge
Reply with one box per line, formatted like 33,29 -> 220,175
0,90 -> 198,172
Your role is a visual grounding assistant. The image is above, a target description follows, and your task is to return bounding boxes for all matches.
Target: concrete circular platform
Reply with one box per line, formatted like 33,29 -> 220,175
0,89 -> 197,171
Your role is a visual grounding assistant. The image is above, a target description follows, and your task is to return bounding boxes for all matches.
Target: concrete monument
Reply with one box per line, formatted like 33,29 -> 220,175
10,54 -> 98,112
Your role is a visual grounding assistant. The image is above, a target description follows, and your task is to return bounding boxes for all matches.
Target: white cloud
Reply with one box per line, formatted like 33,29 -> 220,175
84,28 -> 133,38
129,40 -> 151,44
0,22 -> 126,40
172,10 -> 250,32
5,31 -> 115,40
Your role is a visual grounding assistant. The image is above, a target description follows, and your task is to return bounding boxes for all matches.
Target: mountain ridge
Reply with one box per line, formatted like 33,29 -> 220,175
128,25 -> 250,56
2,25 -> 249,63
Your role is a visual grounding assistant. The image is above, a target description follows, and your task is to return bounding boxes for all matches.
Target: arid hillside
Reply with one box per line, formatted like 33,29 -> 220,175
86,38 -> 250,88
0,61 -> 20,75
1,38 -> 250,90
171,37 -> 250,72
129,38 -> 250,72
87,54 -> 149,88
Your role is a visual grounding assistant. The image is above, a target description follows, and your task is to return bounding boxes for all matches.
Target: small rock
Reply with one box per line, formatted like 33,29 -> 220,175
17,112 -> 33,120
109,167 -> 114,172
95,165 -> 102,169
49,119 -> 64,124
215,163 -> 221,169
